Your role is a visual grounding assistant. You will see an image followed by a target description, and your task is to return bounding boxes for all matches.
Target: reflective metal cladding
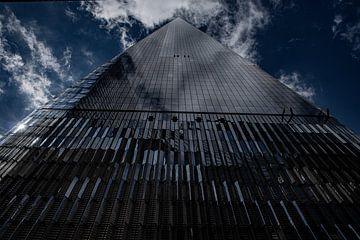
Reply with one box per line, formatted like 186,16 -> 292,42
0,18 -> 360,240
75,18 -> 319,115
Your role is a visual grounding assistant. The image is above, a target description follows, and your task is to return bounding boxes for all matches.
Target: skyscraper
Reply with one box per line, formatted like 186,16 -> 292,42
0,17 -> 359,239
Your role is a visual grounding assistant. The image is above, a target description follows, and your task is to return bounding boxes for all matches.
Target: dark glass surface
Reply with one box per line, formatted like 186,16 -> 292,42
76,18 -> 319,115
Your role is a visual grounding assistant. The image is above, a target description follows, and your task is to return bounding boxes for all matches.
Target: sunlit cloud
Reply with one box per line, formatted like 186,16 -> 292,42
278,71 -> 316,101
81,0 -> 270,62
0,8 -> 72,108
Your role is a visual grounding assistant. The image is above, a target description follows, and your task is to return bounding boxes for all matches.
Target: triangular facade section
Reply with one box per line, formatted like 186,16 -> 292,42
75,18 -> 319,115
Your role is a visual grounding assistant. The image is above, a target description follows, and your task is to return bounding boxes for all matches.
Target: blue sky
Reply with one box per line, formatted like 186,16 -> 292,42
0,0 -> 359,137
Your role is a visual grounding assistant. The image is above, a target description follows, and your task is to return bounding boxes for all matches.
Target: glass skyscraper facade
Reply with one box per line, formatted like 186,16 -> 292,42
0,18 -> 360,239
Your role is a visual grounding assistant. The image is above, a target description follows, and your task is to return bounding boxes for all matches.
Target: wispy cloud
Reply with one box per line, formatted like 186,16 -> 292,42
205,0 -> 269,61
81,47 -> 95,66
119,26 -> 135,49
0,81 -> 4,96
340,21 -> 360,59
0,8 -> 72,108
278,71 -> 316,101
332,14 -> 343,37
62,46 -> 72,71
65,6 -> 78,22
331,1 -> 360,60
81,0 -> 271,62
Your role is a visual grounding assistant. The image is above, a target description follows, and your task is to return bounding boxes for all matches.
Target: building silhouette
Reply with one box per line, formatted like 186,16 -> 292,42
0,18 -> 360,239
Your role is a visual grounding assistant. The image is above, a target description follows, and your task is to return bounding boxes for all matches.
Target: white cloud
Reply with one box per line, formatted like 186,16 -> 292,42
65,7 -> 78,22
0,42 -> 52,107
340,21 -> 360,57
81,0 -> 270,62
4,15 -> 64,78
332,14 -> 343,37
278,71 -> 316,101
332,15 -> 360,59
81,47 -> 95,65
82,0 -> 219,29
331,0 -> 360,60
334,14 -> 343,25
0,9 -> 71,108
209,1 -> 269,61
119,26 -> 135,49
62,46 -> 72,70
0,81 -> 4,95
